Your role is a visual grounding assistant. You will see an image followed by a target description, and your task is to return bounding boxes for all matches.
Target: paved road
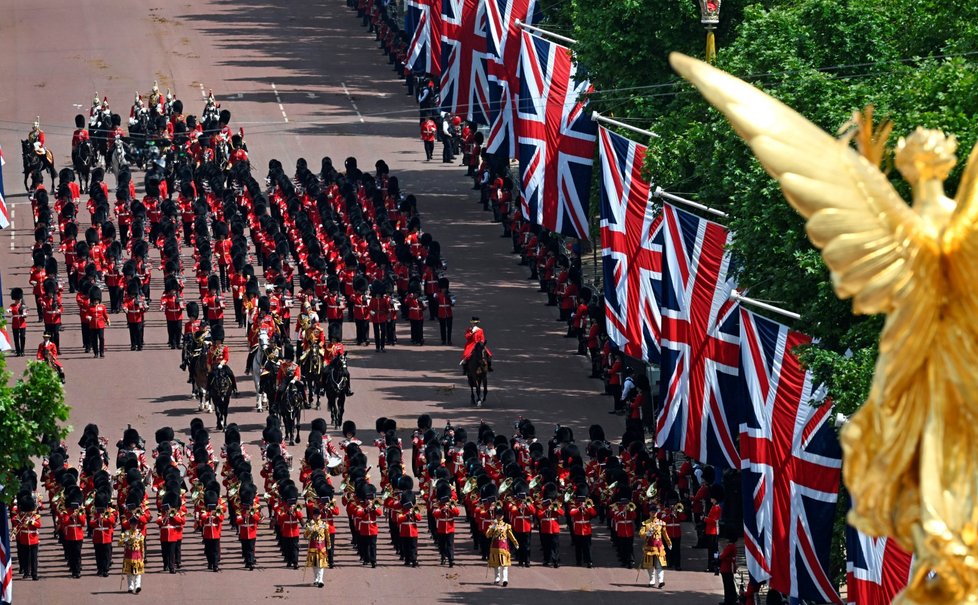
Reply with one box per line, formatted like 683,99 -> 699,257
0,1 -> 725,603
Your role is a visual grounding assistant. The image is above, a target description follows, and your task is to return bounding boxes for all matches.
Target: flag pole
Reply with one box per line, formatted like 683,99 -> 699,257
515,19 -> 578,46
591,111 -> 660,140
652,186 -> 728,218
730,289 -> 801,321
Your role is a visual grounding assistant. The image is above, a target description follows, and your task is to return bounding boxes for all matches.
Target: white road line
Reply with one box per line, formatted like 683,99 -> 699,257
270,83 -> 288,123
341,82 -> 365,124
9,207 -> 14,250
199,83 -> 207,99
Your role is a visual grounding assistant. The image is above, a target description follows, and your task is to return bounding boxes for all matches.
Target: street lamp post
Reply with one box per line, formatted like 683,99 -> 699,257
697,0 -> 721,63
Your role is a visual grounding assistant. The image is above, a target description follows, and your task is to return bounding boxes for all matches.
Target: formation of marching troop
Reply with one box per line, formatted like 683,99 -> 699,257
9,413 -> 726,592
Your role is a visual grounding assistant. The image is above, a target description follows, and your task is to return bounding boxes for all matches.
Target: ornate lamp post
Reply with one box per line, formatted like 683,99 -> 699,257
697,0 -> 721,63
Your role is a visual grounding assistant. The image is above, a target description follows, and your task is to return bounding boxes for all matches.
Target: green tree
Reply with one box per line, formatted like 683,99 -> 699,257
0,354 -> 70,503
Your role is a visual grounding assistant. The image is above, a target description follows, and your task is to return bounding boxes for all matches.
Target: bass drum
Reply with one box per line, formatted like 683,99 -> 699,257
326,455 -> 344,477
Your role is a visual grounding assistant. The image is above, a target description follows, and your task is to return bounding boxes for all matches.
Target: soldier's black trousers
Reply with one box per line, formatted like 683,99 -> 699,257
17,543 -> 38,578
437,533 -> 455,563
540,533 -> 559,565
80,323 -> 91,351
439,317 -> 453,344
94,542 -> 112,574
410,319 -> 423,344
161,539 -> 176,571
283,536 -> 299,566
166,320 -> 181,348
355,319 -> 369,344
574,534 -> 592,566
65,539 -> 82,575
13,327 -> 26,355
91,328 -> 105,356
373,323 -> 386,351
362,535 -> 377,564
402,537 -> 418,564
617,535 -> 634,566
204,538 -> 221,568
233,297 -> 244,327
423,140 -> 434,160
240,538 -> 256,566
44,324 -> 61,352
127,322 -> 144,349
514,531 -> 530,565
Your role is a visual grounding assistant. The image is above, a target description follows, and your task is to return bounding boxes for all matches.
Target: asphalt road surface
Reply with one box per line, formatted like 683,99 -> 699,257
0,1 -> 725,603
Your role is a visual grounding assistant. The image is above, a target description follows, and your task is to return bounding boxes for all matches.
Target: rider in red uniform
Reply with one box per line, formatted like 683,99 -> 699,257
36,332 -> 65,383
460,317 -> 493,372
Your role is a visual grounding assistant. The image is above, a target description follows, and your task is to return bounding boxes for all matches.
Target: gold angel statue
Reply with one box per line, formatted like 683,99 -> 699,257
669,52 -> 978,605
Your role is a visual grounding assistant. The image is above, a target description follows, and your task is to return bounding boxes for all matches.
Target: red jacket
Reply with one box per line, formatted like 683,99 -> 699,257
123,296 -> 146,324
88,303 -> 109,329
396,509 -> 422,538
355,503 -> 381,536
569,504 -> 597,536
611,504 -> 637,537
404,293 -> 424,321
41,296 -> 63,325
160,293 -> 185,321
433,504 -> 460,534
705,503 -> 722,536
15,511 -> 42,545
537,504 -> 563,534
324,293 -> 345,320
89,508 -> 117,544
235,508 -> 262,540
157,510 -> 186,542
719,542 -> 738,573
508,501 -> 536,533
434,291 -> 453,319
277,507 -> 304,538
369,295 -> 393,324
9,301 -> 28,330
199,508 -> 225,540
204,292 -> 225,320
60,510 -> 87,541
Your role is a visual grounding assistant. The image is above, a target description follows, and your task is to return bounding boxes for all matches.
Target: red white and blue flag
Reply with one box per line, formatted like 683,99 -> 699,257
739,308 -> 842,604
439,0 -> 492,124
515,30 -> 596,240
845,526 -> 912,605
1,502 -> 11,605
0,144 -> 10,230
598,126 -> 661,364
405,0 -> 442,76
484,0 -> 539,156
655,203 -> 741,466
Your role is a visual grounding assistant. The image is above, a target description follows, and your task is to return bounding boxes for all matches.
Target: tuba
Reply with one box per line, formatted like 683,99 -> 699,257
461,477 -> 478,495
498,478 -> 513,497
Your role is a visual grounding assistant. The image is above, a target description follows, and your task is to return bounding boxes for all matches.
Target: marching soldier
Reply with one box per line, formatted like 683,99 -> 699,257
304,507 -> 330,588
157,491 -> 186,573
486,504 -> 518,586
432,483 -> 459,567
88,290 -> 110,358
90,491 -> 117,577
8,287 -> 28,356
396,491 -> 422,567
276,484 -> 304,569
610,490 -> 638,568
403,281 -> 425,345
322,283 -> 346,343
123,279 -> 147,351
160,278 -> 185,349
203,275 -> 226,330
14,492 -> 41,580
434,278 -> 454,345
639,512 -> 672,588
198,490 -> 225,571
569,489 -> 597,568
60,488 -> 87,578
235,484 -> 262,570
508,487 -> 535,568
536,484 -> 563,568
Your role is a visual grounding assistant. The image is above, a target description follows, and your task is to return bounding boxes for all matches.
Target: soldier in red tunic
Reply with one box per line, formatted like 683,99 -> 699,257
14,491 -> 42,580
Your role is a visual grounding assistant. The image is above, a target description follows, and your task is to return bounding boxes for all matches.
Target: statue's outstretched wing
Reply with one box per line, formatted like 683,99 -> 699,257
944,144 -> 978,302
669,53 -> 938,316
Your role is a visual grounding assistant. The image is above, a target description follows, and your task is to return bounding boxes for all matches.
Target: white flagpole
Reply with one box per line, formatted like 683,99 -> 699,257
652,186 -> 728,219
515,19 -> 578,46
591,111 -> 660,140
730,290 -> 801,321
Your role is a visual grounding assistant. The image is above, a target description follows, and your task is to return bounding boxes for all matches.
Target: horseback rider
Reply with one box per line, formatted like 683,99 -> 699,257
36,332 -> 66,383
324,334 -> 346,367
295,302 -> 318,351
301,319 -> 326,366
129,92 -> 148,129
460,317 -> 493,374
27,117 -> 46,155
148,81 -> 164,116
206,325 -> 238,397
71,115 -> 90,151
276,345 -> 302,405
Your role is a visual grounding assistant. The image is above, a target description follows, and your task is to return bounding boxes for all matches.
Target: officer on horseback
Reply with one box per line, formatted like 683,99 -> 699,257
301,319 -> 326,365
460,317 -> 493,374
206,325 -> 238,397
27,117 -> 46,155
276,345 -> 302,406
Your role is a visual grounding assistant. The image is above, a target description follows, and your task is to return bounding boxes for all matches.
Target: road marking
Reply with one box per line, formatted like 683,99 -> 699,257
199,83 -> 207,99
9,207 -> 14,250
341,82 -> 365,124
270,83 -> 288,123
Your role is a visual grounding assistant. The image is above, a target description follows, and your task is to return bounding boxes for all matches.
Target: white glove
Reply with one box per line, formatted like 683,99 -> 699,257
218,361 -> 226,367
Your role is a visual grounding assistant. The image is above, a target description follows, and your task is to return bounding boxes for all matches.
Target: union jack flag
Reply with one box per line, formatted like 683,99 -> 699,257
484,0 -> 539,156
439,0 -> 491,125
405,0 -> 442,76
1,502 -> 10,604
0,144 -> 9,230
0,272 -> 11,353
846,525 -> 912,605
515,30 -> 596,240
655,203 -> 741,466
598,126 -> 661,364
739,308 -> 843,604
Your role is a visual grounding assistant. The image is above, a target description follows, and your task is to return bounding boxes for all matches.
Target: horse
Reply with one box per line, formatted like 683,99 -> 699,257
21,139 -> 55,192
190,349 -> 210,412
71,138 -> 95,191
109,136 -> 130,178
464,341 -> 489,407
250,329 -> 279,413
323,354 -> 353,429
299,345 -> 325,410
209,367 -> 234,431
278,379 -> 305,446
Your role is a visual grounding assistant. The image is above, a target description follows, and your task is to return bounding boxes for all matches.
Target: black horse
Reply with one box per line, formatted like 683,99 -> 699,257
208,366 -> 234,431
324,354 -> 354,429
465,341 -> 489,407
279,379 -> 305,446
71,138 -> 95,191
21,139 -> 55,192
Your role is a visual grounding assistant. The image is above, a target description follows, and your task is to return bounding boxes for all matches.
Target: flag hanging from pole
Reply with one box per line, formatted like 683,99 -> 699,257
0,501 -> 11,605
439,0 -> 491,124
0,144 -> 10,229
845,525 -> 912,605
484,0 -> 540,156
515,30 -> 596,240
0,272 -> 12,352
405,0 -> 443,76
739,308 -> 843,604
597,126 -> 662,364
655,203 -> 742,467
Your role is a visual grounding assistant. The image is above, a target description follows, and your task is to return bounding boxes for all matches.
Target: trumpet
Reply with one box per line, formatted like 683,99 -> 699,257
583,498 -> 594,509
446,499 -> 459,509
673,503 -> 685,514
412,503 -> 425,516
601,481 -> 619,500
372,498 -> 383,509
626,502 -> 637,512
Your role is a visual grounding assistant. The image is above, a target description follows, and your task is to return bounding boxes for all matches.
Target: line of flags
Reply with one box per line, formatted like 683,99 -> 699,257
0,143 -> 11,354
405,0 -> 594,241
594,126 -> 909,603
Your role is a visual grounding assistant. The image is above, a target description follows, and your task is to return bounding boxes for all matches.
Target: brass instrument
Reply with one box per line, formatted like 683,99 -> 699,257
601,481 -> 619,500
583,498 -> 594,509
461,477 -> 478,495
447,499 -> 459,509
412,503 -> 425,516
645,483 -> 658,502
372,497 -> 383,509
626,502 -> 637,513
528,475 -> 543,491
498,478 -> 513,496
673,503 -> 685,514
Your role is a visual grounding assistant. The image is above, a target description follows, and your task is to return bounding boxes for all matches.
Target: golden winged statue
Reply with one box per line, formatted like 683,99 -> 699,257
670,52 -> 978,605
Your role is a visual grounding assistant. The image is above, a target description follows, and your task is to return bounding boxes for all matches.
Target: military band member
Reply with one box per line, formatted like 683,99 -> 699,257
235,484 -> 262,570
90,491 -> 117,576
14,492 -> 41,580
305,507 -> 330,588
569,490 -> 597,568
397,491 -> 422,567
120,509 -> 146,594
276,484 -> 304,569
639,512 -> 672,588
537,484 -> 563,568
198,490 -> 225,571
486,504 -> 518,586
432,484 -> 459,567
61,488 -> 87,578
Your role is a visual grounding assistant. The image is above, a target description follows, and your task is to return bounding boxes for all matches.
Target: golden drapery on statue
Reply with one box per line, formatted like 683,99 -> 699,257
669,52 -> 978,605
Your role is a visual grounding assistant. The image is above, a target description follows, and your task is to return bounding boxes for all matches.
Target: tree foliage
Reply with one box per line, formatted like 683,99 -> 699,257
560,0 -> 978,587
0,354 -> 70,503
